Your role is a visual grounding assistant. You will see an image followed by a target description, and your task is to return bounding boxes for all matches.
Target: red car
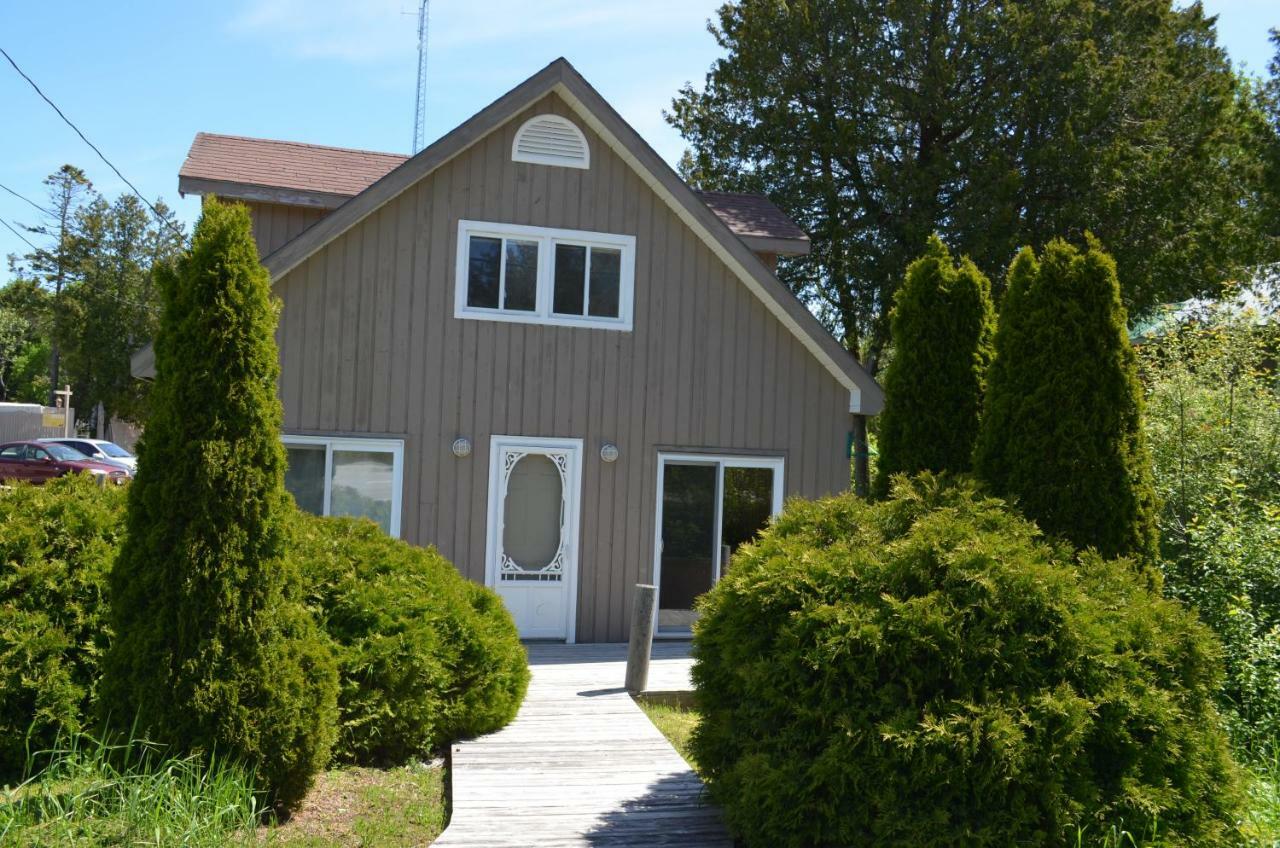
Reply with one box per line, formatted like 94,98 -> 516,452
0,440 -> 130,485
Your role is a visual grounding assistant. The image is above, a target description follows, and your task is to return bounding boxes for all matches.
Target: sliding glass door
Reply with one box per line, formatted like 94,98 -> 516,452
656,455 -> 784,634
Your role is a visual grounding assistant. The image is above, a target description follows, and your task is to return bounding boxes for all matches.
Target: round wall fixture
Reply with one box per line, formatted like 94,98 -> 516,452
600,442 -> 620,463
451,437 -> 472,458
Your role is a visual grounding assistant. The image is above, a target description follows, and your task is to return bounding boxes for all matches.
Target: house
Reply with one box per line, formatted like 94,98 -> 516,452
137,58 -> 882,643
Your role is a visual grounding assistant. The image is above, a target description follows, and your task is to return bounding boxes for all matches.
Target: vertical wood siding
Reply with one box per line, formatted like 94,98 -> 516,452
273,93 -> 853,642
244,201 -> 327,258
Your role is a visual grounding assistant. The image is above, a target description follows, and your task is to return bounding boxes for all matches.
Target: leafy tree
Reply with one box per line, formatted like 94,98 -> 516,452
1260,29 -> 1280,245
0,307 -> 28,401
669,0 -> 1273,488
100,198 -> 336,809
1139,310 -> 1280,752
873,235 -> 994,497
21,166 -> 92,404
61,195 -> 177,428
975,238 -> 1158,562
0,278 -> 52,402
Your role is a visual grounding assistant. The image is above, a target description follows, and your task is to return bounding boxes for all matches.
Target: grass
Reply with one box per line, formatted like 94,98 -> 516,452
1,733 -> 262,847
0,733 -> 448,847
635,698 -> 701,773
264,763 -> 446,846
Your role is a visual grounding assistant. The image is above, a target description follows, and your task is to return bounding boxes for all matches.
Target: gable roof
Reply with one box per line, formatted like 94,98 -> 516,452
179,133 -> 405,209
149,58 -> 880,413
179,135 -> 809,255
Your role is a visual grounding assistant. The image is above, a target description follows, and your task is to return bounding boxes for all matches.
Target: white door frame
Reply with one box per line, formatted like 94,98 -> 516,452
651,452 -> 785,635
484,435 -> 583,643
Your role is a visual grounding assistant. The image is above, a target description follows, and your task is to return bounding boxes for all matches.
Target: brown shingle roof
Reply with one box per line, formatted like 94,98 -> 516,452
179,132 -> 408,200
693,190 -> 809,244
177,134 -> 808,245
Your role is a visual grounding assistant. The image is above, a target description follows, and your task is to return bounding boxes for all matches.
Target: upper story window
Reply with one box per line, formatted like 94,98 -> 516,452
455,220 -> 635,330
511,115 -> 590,169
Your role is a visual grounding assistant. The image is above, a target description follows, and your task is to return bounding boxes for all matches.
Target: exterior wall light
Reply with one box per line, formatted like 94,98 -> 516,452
452,437 -> 472,458
600,442 -> 620,463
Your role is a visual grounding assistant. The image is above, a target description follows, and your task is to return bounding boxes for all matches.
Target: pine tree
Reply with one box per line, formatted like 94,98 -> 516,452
974,237 -> 1159,562
873,236 -> 995,497
100,198 -> 336,809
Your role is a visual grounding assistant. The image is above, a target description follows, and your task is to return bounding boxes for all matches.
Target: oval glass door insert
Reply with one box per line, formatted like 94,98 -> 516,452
500,451 -> 567,582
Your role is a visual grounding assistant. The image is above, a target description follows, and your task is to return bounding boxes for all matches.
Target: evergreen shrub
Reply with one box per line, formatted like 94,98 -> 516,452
691,474 -> 1243,848
974,239 -> 1159,561
292,512 -> 529,765
0,476 -> 125,780
874,235 -> 995,497
99,198 -> 337,809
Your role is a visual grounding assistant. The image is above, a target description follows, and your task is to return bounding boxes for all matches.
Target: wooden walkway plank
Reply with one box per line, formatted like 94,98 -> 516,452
433,642 -> 731,848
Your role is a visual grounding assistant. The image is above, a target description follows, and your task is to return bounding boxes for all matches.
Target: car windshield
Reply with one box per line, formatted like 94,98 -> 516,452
98,442 -> 132,458
45,443 -> 89,461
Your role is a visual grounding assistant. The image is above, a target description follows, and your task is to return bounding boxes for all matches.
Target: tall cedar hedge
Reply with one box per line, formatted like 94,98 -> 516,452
873,236 -> 995,497
973,238 -> 1158,561
99,198 -> 337,809
691,475 -> 1242,848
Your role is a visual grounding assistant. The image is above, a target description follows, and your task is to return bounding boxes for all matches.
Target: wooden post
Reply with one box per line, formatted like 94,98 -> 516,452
625,583 -> 657,694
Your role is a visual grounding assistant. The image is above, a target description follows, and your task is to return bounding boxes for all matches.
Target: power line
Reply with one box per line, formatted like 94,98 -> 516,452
0,213 -> 37,252
0,181 -> 53,217
0,45 -> 184,240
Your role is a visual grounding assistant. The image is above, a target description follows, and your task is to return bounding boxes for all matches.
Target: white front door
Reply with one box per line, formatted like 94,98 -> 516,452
485,436 -> 582,642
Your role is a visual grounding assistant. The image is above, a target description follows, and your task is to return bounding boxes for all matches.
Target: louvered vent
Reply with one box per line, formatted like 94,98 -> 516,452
511,115 -> 590,169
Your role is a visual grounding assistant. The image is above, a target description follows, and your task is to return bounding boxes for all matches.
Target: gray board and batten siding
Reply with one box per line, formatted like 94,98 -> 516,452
271,91 -> 858,643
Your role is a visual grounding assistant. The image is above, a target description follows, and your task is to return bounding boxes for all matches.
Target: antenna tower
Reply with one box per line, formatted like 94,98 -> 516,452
412,0 -> 430,152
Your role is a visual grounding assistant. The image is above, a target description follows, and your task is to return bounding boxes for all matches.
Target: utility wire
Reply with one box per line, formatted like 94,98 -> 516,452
0,180 -> 53,217
0,45 -> 184,240
0,213 -> 38,252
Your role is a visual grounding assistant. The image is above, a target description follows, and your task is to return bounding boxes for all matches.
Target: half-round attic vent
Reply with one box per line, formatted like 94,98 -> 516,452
511,115 -> 590,169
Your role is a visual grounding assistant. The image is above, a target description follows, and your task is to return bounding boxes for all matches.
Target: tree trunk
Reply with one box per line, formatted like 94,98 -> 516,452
851,414 -> 871,497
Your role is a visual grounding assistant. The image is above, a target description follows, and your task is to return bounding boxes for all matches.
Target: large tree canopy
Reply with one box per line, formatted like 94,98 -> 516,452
669,0 -> 1274,364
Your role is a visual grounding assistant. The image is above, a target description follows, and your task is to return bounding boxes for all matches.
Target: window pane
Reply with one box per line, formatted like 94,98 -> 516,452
503,240 -> 539,312
552,243 -> 586,315
588,247 -> 621,318
330,450 -> 395,534
466,236 -> 501,309
284,444 -> 326,516
721,466 -> 775,563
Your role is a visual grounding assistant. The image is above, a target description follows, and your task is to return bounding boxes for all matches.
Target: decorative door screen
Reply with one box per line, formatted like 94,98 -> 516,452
497,448 -> 570,582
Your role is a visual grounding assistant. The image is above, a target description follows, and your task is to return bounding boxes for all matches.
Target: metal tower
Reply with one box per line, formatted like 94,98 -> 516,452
412,0 -> 430,153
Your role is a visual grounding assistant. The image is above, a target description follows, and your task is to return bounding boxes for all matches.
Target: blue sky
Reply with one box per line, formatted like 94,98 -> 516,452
1,0 -> 1275,264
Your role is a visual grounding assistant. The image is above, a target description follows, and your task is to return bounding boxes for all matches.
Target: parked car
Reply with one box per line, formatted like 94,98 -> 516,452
39,437 -> 137,472
0,440 -> 130,485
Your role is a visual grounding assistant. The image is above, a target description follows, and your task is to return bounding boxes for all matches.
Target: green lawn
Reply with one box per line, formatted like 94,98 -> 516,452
636,699 -> 701,773
1,736 -> 447,848
263,764 -> 446,846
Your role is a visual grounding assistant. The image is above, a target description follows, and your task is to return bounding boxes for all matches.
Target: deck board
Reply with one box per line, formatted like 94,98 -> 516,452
434,642 -> 731,847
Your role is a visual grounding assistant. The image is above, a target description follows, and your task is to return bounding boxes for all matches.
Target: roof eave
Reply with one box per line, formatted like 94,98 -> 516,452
739,234 -> 811,257
177,175 -> 349,210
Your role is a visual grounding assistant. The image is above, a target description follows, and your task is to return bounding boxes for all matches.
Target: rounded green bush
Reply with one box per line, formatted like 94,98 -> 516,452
292,512 -> 528,765
0,476 -> 126,781
691,474 -> 1243,848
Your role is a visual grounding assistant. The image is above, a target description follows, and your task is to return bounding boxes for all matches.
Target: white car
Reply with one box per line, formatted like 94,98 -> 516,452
39,438 -> 137,474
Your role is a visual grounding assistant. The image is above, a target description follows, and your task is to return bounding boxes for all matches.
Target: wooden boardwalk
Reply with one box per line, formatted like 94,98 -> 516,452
433,642 -> 731,847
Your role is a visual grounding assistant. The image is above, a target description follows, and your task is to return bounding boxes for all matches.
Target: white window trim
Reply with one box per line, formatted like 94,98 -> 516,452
454,220 -> 635,331
650,452 -> 786,638
282,434 -> 405,538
